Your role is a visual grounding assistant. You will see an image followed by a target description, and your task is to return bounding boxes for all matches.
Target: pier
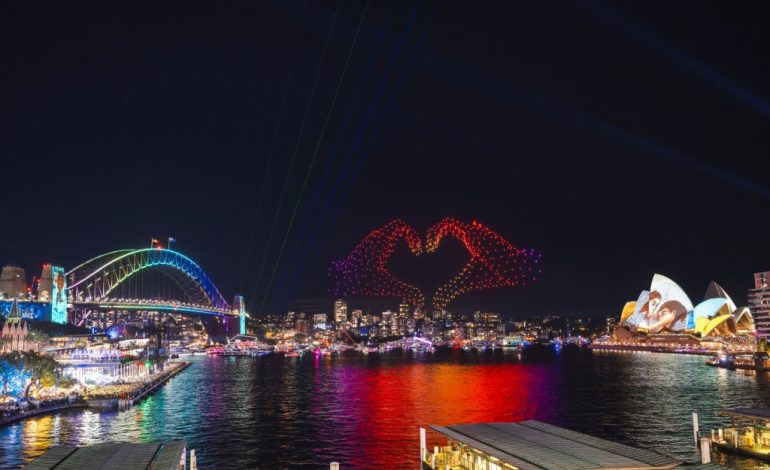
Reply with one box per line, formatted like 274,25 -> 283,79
709,408 -> 770,462
85,361 -> 190,410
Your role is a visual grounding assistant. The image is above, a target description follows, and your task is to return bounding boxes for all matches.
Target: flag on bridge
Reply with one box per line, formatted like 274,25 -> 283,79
150,238 -> 160,248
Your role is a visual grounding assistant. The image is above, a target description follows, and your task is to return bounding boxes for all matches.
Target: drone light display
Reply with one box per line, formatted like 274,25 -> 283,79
330,218 -> 541,309
330,219 -> 425,307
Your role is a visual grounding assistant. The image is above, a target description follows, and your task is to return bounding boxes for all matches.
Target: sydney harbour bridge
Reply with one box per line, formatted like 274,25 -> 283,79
63,247 -> 247,336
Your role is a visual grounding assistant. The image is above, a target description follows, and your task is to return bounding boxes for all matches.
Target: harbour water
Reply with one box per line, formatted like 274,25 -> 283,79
1,347 -> 768,469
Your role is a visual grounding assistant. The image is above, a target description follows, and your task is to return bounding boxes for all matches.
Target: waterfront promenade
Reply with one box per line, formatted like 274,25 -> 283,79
0,361 -> 190,427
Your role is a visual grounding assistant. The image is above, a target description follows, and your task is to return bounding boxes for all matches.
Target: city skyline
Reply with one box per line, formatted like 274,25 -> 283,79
3,2 -> 770,317
6,2 -> 770,469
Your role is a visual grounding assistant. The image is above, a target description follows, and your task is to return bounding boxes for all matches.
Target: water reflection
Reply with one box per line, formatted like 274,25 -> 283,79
2,348 -> 770,469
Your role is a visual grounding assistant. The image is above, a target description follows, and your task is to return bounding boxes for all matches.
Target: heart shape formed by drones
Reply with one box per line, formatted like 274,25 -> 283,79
330,218 -> 541,310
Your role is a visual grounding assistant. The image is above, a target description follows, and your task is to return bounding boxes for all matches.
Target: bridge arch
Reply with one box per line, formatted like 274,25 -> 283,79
67,248 -> 230,310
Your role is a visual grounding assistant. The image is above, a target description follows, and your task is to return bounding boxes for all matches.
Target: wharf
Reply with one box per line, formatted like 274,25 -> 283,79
709,408 -> 770,462
86,361 -> 191,409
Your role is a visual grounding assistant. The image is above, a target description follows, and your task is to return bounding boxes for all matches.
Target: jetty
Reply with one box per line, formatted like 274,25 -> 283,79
86,361 -> 190,410
709,408 -> 770,462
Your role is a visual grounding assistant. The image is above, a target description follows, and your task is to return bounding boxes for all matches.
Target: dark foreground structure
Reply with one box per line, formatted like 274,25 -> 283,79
24,441 -> 191,470
421,420 -> 725,470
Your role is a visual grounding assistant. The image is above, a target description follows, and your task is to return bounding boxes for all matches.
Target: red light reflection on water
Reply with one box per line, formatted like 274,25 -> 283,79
332,361 -> 564,469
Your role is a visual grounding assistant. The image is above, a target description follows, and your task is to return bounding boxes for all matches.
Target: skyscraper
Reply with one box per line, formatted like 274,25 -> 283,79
399,301 -> 410,319
334,299 -> 348,326
0,265 -> 26,299
750,272 -> 770,340
351,309 -> 364,327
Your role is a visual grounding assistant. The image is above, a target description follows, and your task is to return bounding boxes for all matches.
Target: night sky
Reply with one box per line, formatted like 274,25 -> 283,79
3,1 -> 770,317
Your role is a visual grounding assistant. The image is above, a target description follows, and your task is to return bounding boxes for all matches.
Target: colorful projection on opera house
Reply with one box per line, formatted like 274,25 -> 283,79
331,218 -> 541,309
619,274 -> 753,336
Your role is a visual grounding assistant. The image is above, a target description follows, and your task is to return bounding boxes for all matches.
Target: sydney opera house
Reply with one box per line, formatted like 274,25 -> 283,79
604,274 -> 756,352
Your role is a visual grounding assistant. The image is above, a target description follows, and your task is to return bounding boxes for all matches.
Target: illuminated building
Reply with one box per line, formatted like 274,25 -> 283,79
313,313 -> 327,326
0,265 -> 27,299
617,274 -> 753,336
0,299 -> 30,353
749,271 -> 770,340
334,299 -> 348,326
413,307 -> 424,320
607,274 -> 756,351
351,308 -> 363,326
295,319 -> 309,335
382,310 -> 393,323
399,301 -> 409,319
365,313 -> 379,326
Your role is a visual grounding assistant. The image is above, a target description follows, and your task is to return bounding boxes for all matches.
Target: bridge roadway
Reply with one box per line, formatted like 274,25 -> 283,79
72,299 -> 234,317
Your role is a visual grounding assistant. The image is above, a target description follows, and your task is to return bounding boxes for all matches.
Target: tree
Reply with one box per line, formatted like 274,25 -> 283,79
0,358 -> 31,398
0,351 -> 61,400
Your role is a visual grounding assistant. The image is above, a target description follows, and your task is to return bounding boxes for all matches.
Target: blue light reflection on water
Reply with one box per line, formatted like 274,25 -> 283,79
1,348 -> 769,469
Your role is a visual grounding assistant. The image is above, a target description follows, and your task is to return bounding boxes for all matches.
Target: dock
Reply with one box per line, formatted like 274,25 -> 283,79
709,407 -> 770,462
86,361 -> 191,409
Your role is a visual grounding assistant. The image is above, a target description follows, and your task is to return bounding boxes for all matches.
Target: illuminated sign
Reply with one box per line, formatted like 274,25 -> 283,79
0,301 -> 45,321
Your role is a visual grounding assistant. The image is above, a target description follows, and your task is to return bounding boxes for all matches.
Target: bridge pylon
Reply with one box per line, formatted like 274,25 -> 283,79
233,295 -> 248,335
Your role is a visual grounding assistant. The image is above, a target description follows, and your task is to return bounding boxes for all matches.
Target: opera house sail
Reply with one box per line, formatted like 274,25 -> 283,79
603,274 -> 756,353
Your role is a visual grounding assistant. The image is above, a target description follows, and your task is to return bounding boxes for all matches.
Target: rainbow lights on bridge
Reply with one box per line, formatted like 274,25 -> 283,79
0,248 -> 248,335
64,247 -> 248,334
